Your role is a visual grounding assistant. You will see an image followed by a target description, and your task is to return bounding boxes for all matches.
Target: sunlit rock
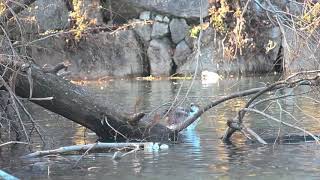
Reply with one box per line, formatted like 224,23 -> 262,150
139,11 -> 151,20
163,16 -> 170,23
154,14 -> 164,22
169,18 -> 190,44
31,30 -> 148,78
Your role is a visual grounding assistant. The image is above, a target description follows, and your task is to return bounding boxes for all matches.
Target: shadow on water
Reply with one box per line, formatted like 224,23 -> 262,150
2,76 -> 320,179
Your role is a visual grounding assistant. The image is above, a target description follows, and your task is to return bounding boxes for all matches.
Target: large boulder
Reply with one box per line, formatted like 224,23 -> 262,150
173,40 -> 192,67
139,11 -> 151,20
16,0 -> 70,32
30,30 -> 147,78
151,22 -> 170,39
105,0 -> 211,21
132,20 -> 153,43
147,38 -> 173,76
33,0 -> 69,31
16,0 -> 103,32
169,18 -> 190,44
127,0 -> 210,19
103,1 -> 142,23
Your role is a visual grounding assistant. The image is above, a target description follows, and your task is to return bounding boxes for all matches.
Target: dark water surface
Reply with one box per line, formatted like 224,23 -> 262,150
1,76 -> 320,180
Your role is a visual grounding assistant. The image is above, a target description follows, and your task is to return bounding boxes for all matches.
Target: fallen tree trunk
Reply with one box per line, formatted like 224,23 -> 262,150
2,59 -> 319,144
0,60 -> 271,143
1,61 -> 174,142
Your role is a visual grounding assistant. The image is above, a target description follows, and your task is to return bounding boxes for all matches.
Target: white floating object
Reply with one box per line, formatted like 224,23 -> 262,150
112,151 -> 122,160
201,70 -> 221,84
144,142 -> 154,151
144,142 -> 168,152
159,144 -> 169,149
153,143 -> 160,150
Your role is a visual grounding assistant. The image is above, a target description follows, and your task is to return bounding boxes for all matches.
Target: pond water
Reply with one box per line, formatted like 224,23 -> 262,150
1,76 -> 320,180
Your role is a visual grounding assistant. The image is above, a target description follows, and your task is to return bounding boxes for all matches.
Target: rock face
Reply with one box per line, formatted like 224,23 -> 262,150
103,0 -> 211,23
31,30 -> 147,78
119,0 -> 210,19
177,27 -> 278,75
169,18 -> 190,44
32,0 -> 69,31
19,0 -> 103,32
147,38 -> 173,76
106,30 -> 146,77
25,0 -> 296,78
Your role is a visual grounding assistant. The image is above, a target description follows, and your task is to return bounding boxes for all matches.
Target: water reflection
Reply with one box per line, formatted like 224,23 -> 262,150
183,129 -> 201,150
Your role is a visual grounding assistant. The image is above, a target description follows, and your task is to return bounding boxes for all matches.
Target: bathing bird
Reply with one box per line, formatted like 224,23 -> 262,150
166,103 -> 200,130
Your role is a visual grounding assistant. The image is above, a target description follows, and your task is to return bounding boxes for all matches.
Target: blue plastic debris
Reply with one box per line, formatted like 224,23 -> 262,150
0,170 -> 19,180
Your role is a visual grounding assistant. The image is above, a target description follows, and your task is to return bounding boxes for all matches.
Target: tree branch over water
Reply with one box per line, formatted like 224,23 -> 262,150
1,56 -> 319,144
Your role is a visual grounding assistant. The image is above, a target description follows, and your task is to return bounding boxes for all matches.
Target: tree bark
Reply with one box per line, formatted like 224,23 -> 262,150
1,61 -> 174,142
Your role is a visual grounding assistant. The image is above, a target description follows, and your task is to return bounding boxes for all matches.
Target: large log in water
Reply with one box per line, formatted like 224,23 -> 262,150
4,60 -> 319,144
2,61 -> 173,142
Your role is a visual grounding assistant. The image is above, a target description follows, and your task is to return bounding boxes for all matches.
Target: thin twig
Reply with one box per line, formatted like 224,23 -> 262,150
0,141 -> 29,147
73,142 -> 98,168
104,116 -> 128,140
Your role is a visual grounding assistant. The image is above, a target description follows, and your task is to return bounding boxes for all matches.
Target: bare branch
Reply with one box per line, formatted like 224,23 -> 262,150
0,0 -> 37,23
243,108 -> 320,144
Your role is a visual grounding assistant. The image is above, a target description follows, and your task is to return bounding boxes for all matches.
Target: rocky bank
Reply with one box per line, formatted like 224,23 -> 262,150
10,0 -> 320,78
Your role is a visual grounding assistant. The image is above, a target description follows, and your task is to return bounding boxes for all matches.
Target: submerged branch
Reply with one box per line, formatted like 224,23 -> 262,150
23,142 -> 152,158
222,72 -> 320,143
243,108 -> 320,144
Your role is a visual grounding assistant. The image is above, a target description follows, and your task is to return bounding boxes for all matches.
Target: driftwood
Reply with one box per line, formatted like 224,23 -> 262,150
23,142 -> 152,158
